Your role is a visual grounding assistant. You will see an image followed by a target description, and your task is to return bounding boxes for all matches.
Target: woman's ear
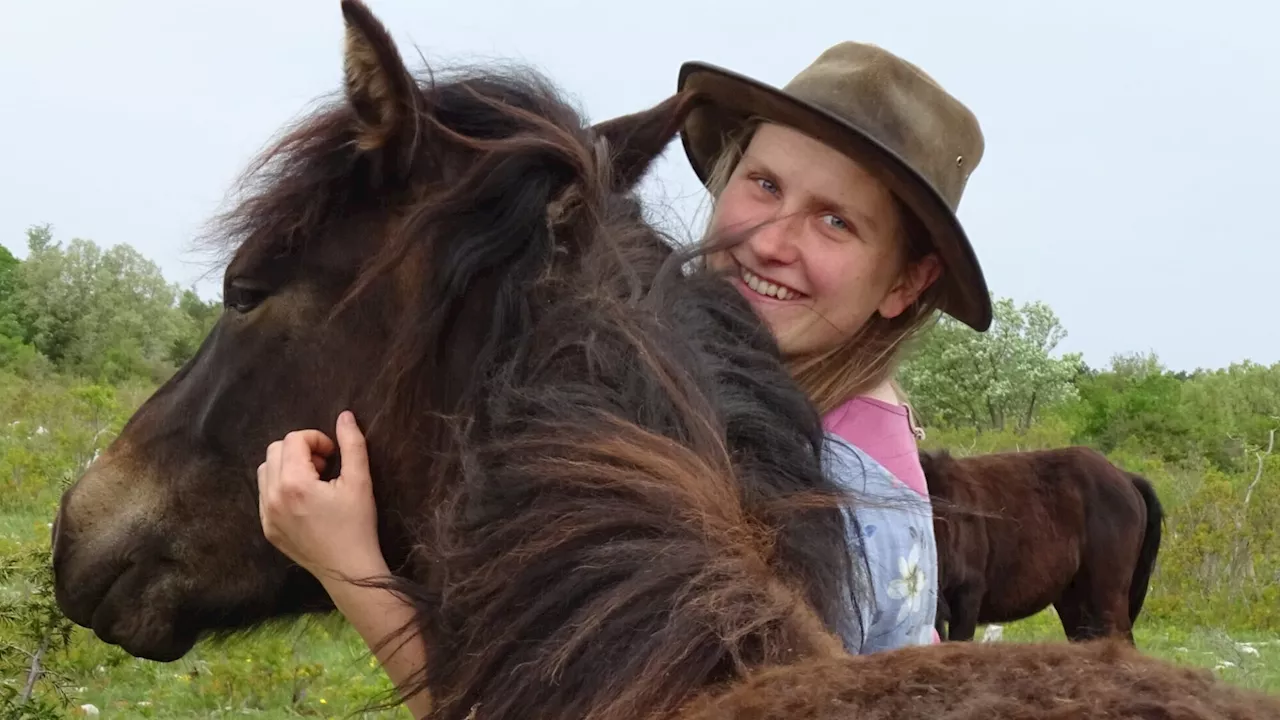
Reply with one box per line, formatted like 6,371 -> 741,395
878,253 -> 941,319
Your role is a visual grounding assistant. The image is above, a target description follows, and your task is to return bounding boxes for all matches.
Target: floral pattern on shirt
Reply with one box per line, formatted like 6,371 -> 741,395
887,541 -> 927,624
822,433 -> 938,655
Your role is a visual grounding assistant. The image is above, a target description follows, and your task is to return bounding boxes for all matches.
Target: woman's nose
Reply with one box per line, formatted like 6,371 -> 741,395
749,213 -> 802,265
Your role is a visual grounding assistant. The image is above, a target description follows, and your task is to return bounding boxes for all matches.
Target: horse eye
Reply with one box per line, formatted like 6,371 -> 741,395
224,281 -> 270,314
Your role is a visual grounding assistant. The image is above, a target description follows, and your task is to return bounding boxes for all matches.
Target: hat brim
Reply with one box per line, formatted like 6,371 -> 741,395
677,60 -> 992,332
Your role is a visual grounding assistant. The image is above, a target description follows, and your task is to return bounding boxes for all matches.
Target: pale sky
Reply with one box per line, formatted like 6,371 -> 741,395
2,0 -> 1275,372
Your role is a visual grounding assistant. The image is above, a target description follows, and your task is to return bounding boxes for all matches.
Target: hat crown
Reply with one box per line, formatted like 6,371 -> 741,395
782,42 -> 984,210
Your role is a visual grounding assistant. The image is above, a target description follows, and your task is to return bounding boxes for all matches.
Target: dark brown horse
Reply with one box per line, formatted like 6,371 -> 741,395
51,0 -> 863,707
922,446 -> 1164,644
50,3 -> 1278,718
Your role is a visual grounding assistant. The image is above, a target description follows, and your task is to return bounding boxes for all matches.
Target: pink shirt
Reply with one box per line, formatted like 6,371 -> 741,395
822,396 -> 929,497
823,394 -> 940,645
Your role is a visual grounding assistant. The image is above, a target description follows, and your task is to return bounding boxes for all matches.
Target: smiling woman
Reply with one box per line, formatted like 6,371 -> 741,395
678,41 -> 993,649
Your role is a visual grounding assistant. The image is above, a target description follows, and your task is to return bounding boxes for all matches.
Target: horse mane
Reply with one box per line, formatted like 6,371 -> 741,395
207,55 -> 865,720
400,248 -> 866,719
204,64 -> 592,268
422,97 -> 866,718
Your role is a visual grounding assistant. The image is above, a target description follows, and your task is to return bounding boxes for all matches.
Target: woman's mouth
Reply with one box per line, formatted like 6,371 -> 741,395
738,266 -> 803,302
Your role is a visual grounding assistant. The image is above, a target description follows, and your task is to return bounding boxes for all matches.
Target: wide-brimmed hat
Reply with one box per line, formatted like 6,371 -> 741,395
678,42 -> 993,332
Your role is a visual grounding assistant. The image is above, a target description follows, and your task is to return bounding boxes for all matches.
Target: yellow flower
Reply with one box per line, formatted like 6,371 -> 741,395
320,699 -> 328,705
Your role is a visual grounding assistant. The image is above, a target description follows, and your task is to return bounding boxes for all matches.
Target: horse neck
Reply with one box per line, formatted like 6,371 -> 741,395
422,571 -> 845,720
412,421 -> 849,720
385,220 -> 852,719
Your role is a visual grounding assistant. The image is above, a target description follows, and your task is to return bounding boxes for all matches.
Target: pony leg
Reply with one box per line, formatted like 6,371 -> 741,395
1090,581 -> 1136,644
945,587 -> 982,642
1054,596 -> 1088,641
1076,544 -> 1139,643
1055,574 -> 1134,643
1054,575 -> 1098,641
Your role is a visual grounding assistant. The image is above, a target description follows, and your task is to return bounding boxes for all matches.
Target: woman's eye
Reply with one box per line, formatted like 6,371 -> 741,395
224,282 -> 269,313
754,177 -> 779,195
823,214 -> 853,233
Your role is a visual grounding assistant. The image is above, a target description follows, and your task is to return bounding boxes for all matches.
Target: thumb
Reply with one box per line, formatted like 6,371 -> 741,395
334,410 -> 372,489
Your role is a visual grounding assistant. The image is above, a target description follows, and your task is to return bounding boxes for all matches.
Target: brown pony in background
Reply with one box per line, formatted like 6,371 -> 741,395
923,446 -> 1164,644
50,2 -> 1278,718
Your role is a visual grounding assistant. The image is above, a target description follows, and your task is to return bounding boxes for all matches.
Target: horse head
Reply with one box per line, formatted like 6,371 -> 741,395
51,0 -> 700,662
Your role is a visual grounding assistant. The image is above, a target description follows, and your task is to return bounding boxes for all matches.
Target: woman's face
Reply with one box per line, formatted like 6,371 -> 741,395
706,123 -> 941,356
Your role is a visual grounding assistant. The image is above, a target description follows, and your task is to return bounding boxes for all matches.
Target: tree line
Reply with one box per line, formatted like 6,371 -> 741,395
0,225 -> 219,385
899,294 -> 1280,479
3,222 -> 1279,478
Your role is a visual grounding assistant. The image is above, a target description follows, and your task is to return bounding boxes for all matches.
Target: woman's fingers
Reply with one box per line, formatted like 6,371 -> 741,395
333,411 -> 370,490
282,430 -> 336,466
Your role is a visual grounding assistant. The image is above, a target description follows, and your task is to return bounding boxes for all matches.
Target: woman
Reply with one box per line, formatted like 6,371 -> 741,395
257,41 -> 991,714
678,41 -> 991,648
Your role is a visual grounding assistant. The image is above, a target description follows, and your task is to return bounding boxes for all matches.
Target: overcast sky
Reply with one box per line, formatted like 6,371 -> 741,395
2,0 -> 1275,372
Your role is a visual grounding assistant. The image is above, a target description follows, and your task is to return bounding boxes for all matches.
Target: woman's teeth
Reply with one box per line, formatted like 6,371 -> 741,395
741,267 -> 798,301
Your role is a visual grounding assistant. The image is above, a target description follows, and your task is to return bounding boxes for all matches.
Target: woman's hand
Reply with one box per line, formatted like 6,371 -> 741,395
257,411 -> 387,584
258,413 -> 432,718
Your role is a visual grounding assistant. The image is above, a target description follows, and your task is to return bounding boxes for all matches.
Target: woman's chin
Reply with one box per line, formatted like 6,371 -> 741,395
750,303 -> 805,344
762,314 -> 837,359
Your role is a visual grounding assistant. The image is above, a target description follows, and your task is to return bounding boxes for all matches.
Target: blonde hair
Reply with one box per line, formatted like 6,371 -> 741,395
698,119 -> 945,416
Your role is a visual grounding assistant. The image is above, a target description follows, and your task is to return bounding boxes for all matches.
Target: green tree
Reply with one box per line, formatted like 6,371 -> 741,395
167,288 -> 221,367
12,226 -> 187,383
0,242 -> 49,374
0,244 -> 17,313
900,296 -> 1082,432
1177,361 -> 1280,472
0,244 -> 25,364
1069,351 -> 1194,462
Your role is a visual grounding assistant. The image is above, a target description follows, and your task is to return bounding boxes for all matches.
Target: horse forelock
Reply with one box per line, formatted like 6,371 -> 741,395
198,59 -> 638,442
200,62 -> 607,283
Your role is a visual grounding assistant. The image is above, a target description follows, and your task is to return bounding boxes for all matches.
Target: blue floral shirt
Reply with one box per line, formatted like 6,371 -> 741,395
823,433 -> 938,654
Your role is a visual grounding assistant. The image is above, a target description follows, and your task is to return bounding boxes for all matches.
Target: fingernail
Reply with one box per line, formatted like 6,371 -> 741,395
340,410 -> 354,425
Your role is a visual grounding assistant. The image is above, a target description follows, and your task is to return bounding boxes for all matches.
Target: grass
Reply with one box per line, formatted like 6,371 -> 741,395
3,427 -> 1277,715
998,604 -> 1280,691
42,604 -> 1280,718
55,620 -> 408,719
998,609 -> 1280,693
2,506 -> 408,719
5,501 -> 1279,717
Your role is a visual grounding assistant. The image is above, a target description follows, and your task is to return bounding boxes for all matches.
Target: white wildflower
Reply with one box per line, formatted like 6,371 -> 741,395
886,543 -> 925,623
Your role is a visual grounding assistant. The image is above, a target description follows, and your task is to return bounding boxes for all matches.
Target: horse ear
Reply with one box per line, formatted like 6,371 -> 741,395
591,91 -> 704,191
340,0 -> 419,153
